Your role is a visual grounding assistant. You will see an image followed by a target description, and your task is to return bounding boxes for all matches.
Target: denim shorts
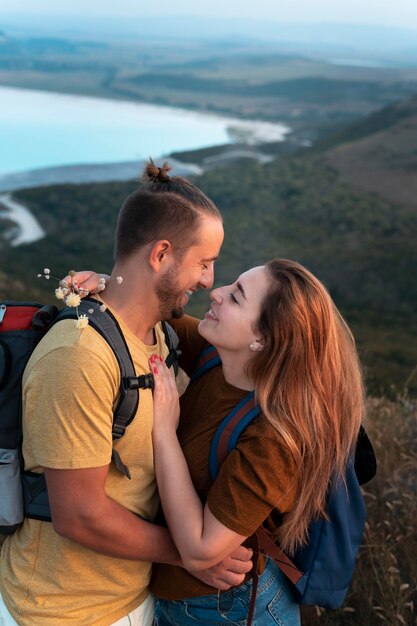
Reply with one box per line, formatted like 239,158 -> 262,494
154,557 -> 300,626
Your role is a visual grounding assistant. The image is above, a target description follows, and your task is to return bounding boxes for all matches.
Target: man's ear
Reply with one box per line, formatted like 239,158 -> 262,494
148,240 -> 174,273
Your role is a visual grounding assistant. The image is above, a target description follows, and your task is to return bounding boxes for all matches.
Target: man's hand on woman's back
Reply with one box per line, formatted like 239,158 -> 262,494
187,545 -> 253,590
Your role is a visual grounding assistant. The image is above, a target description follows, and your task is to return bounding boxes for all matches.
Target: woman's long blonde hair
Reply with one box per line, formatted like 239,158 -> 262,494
250,259 -> 365,555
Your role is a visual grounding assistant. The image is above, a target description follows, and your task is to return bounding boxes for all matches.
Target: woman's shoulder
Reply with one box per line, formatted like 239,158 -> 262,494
239,414 -> 298,478
206,413 -> 299,537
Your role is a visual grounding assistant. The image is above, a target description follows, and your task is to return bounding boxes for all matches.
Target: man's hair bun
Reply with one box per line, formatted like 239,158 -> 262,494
142,158 -> 172,183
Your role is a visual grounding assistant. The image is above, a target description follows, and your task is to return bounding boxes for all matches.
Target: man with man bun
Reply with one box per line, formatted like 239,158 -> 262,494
0,162 -> 252,626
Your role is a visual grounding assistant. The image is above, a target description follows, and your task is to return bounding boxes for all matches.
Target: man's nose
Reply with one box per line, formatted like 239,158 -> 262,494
200,264 -> 215,290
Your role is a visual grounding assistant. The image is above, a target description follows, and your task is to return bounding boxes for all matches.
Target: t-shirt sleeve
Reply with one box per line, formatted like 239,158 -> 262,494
206,417 -> 298,537
23,344 -> 119,470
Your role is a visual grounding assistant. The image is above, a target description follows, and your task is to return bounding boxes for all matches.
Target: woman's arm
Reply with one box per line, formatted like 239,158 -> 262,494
151,355 -> 248,571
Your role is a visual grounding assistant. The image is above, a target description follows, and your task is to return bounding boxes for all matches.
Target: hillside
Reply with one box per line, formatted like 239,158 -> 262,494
322,93 -> 417,207
1,146 -> 415,396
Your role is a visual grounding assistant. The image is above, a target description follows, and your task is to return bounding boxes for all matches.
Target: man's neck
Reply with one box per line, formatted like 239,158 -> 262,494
102,271 -> 160,345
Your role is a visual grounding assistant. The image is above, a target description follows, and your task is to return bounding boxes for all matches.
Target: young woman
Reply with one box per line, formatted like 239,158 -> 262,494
147,259 -> 365,625
70,257 -> 364,625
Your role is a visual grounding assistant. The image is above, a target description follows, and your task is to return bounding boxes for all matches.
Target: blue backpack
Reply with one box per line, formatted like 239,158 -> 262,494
191,345 -> 376,610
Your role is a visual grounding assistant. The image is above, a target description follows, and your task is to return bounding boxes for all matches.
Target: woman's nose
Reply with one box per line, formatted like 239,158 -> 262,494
210,287 -> 223,303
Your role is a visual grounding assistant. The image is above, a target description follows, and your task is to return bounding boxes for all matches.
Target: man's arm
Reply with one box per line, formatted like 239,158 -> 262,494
44,465 -> 181,563
45,465 -> 253,587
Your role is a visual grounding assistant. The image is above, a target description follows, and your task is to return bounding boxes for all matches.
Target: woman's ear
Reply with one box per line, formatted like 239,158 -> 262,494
148,240 -> 173,273
249,338 -> 265,352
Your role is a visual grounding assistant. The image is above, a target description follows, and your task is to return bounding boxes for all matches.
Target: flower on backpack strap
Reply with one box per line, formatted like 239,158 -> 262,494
75,315 -> 89,330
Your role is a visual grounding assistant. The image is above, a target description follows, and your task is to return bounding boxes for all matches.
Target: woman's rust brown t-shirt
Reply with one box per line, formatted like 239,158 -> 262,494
150,315 -> 298,600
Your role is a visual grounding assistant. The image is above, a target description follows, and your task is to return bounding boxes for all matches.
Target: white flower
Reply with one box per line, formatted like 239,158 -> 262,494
45,275 -> 50,280
55,287 -> 65,300
37,273 -> 42,278
97,283 -> 106,292
75,315 -> 89,330
116,276 -> 123,284
44,268 -> 50,275
65,292 -> 81,307
99,304 -> 107,313
88,308 -> 94,314
98,277 -> 106,284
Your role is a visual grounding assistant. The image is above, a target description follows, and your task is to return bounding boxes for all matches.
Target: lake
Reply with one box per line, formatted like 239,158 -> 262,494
0,86 -> 289,176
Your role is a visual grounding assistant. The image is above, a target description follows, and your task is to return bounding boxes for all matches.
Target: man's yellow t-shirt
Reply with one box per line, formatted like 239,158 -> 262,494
0,305 -> 169,626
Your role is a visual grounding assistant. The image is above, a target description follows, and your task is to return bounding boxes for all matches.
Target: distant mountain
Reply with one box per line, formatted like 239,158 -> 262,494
2,15 -> 417,60
323,93 -> 417,207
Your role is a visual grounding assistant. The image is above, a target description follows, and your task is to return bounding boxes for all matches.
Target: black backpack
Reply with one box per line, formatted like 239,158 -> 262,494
0,298 -> 180,534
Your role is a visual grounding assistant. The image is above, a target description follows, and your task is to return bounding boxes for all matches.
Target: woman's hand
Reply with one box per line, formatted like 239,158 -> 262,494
61,271 -> 109,296
150,355 -> 180,437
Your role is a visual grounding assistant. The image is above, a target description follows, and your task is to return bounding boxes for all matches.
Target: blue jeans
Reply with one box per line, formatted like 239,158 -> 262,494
154,558 -> 300,626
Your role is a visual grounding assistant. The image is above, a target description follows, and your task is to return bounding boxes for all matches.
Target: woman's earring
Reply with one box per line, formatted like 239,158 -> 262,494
249,342 -> 256,351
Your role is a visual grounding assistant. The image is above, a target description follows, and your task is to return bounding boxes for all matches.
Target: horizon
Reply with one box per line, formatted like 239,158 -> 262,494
2,13 -> 417,58
2,0 -> 417,32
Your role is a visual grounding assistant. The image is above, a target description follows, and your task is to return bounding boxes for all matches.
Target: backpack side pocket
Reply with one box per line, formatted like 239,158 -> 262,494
0,448 -> 24,532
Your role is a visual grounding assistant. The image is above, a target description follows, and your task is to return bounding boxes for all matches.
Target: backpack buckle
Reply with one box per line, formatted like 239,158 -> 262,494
123,375 -> 154,390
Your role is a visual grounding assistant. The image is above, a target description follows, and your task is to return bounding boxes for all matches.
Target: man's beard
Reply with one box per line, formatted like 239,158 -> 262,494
156,265 -> 186,320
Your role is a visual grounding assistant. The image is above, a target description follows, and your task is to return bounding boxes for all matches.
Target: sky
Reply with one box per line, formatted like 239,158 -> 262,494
2,0 -> 417,31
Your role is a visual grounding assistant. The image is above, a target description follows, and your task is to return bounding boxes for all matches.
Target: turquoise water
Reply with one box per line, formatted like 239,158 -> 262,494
0,86 -> 289,176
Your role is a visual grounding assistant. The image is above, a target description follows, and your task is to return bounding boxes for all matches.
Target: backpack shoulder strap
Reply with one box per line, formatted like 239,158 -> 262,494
190,345 -> 221,383
190,344 -> 262,479
54,302 -> 183,477
54,299 -> 138,477
161,321 -> 181,374
209,391 -> 261,481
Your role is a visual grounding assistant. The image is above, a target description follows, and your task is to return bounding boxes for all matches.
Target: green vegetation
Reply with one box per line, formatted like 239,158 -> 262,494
126,73 -> 411,105
1,149 -> 415,397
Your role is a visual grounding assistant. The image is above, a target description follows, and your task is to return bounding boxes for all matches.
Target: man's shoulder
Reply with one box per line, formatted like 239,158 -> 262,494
23,319 -> 119,383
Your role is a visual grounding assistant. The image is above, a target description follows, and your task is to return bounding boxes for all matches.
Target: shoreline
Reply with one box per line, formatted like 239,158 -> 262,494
0,193 -> 45,246
0,84 -> 290,183
0,82 -> 287,127
0,142 -> 284,193
0,158 -> 204,193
